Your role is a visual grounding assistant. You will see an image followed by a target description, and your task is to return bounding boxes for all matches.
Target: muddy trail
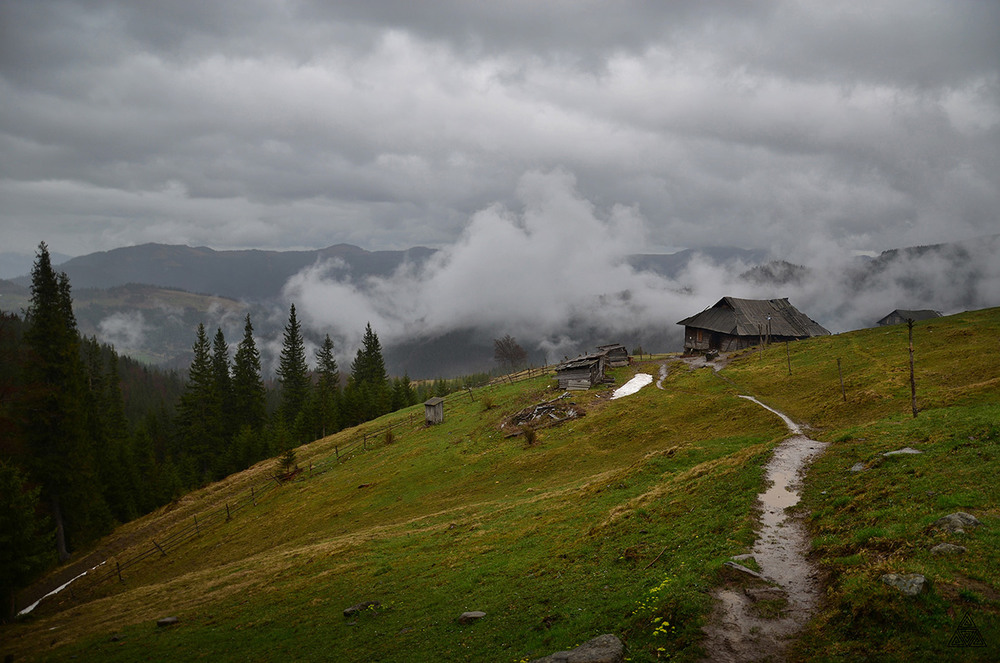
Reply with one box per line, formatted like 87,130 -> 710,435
700,395 -> 828,662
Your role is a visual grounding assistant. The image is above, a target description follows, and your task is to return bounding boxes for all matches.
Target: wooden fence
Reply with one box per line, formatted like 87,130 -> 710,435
34,365 -> 557,610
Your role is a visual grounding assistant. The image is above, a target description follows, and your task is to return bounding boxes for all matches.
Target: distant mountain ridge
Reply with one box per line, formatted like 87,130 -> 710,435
9,243 -> 773,302
25,243 -> 437,300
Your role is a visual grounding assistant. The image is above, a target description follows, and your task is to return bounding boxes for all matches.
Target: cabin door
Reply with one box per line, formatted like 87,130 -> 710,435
709,332 -> 722,350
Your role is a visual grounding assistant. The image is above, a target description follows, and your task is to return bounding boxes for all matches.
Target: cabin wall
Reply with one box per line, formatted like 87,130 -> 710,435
684,326 -> 792,353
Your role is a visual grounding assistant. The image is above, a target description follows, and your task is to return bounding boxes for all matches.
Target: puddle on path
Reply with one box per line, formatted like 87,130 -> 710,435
701,396 -> 828,662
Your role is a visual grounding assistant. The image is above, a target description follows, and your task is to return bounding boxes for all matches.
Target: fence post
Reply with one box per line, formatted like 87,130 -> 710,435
194,514 -> 200,535
837,358 -> 846,402
226,503 -> 231,522
153,539 -> 166,556
117,561 -> 123,582
335,445 -> 339,460
252,485 -> 256,506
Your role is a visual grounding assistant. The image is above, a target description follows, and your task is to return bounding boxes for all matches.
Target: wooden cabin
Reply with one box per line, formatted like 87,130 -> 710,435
555,353 -> 606,390
677,297 -> 830,354
876,309 -> 942,326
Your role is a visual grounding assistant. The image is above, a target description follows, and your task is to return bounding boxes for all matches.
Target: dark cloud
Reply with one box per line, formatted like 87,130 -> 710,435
0,1 -> 997,257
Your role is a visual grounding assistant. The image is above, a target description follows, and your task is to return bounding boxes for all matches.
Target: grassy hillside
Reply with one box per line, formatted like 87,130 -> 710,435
4,308 -> 998,662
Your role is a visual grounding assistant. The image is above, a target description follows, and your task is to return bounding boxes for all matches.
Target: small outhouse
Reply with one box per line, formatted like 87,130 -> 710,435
424,397 -> 445,425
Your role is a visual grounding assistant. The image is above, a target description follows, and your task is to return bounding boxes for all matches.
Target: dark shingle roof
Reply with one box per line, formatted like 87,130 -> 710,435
677,297 -> 830,338
877,309 -> 942,325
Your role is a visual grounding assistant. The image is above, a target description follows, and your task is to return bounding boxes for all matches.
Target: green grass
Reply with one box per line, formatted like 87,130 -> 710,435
724,308 -> 1000,661
4,308 -> 999,662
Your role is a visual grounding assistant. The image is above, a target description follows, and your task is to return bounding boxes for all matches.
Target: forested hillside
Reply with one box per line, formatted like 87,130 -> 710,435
0,244 -> 478,621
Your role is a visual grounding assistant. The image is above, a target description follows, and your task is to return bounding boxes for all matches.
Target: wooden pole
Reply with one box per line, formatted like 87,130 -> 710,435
194,514 -> 200,535
117,561 -> 123,582
226,503 -> 231,522
908,319 -> 918,418
251,485 -> 256,506
153,539 -> 166,556
837,358 -> 846,402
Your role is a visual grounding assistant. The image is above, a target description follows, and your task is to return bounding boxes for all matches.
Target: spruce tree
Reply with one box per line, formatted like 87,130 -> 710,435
314,334 -> 341,437
84,338 -> 139,523
177,323 -> 223,483
20,243 -> 110,559
0,461 -> 53,621
211,327 -> 235,447
277,304 -> 310,428
231,314 -> 266,434
348,323 -> 390,423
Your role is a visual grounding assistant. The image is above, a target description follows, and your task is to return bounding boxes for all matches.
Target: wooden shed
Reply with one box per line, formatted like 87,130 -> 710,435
677,297 -> 830,354
596,343 -> 630,367
554,353 -> 607,390
424,397 -> 444,425
876,309 -> 942,327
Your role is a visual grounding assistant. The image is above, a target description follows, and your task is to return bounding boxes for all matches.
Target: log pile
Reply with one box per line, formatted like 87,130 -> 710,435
502,393 -> 585,437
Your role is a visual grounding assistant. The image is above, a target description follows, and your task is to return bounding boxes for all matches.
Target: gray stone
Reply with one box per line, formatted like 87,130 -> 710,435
881,573 -> 929,596
882,447 -> 923,456
934,512 -> 982,533
730,554 -> 755,563
457,610 -> 486,624
744,587 -> 787,603
930,543 -> 967,556
529,634 -> 625,663
849,462 -> 866,472
156,616 -> 179,627
343,600 -> 380,617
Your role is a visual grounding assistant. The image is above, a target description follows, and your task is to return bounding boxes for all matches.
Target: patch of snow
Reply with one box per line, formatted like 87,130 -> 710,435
18,560 -> 105,616
610,373 -> 653,400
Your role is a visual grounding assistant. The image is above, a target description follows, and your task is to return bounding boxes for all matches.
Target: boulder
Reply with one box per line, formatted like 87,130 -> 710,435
343,600 -> 381,617
457,611 -> 486,624
529,634 -> 625,663
881,573 -> 929,597
933,512 -> 982,534
930,543 -> 967,556
849,462 -> 866,472
156,616 -> 180,627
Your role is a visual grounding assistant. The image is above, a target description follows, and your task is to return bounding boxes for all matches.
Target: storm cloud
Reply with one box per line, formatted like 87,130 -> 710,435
2,1 -> 997,258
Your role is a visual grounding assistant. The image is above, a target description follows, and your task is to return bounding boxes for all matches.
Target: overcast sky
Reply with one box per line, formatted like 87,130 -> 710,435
1,0 -> 997,260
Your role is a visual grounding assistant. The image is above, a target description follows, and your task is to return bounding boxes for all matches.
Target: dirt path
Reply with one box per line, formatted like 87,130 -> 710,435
700,396 -> 827,662
656,363 -> 668,389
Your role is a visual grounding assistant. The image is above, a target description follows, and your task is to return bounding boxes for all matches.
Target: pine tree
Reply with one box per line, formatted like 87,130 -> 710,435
231,314 -> 266,435
314,334 -> 341,437
84,338 -> 139,523
0,460 -> 53,621
347,323 -> 390,424
277,304 -> 310,429
177,323 -> 223,483
20,243 -> 110,559
211,327 -> 235,451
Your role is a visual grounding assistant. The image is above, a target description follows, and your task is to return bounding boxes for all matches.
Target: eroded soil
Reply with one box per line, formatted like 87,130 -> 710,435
700,396 -> 828,662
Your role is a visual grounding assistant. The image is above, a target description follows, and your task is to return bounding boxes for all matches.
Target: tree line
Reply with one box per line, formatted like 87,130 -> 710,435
0,243 -> 480,620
